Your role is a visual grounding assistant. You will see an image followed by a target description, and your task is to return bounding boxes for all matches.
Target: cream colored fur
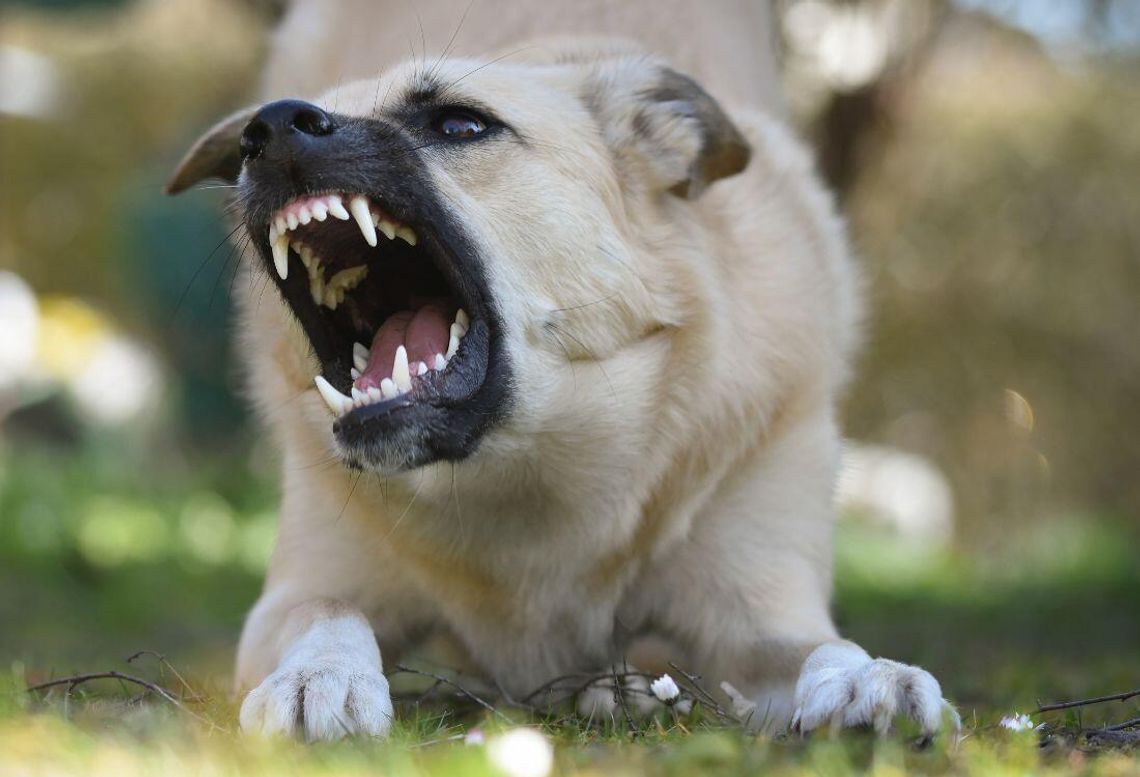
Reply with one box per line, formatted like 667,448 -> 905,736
184,37 -> 955,740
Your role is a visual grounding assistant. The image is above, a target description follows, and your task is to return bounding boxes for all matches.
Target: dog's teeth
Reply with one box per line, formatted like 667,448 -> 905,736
298,205 -> 312,225
350,367 -> 361,380
299,245 -> 315,269
415,361 -> 428,377
367,386 -> 383,402
314,375 -> 352,416
327,195 -> 350,220
433,353 -> 447,371
272,232 -> 290,280
445,333 -> 459,359
456,308 -> 469,329
322,286 -> 339,310
309,272 -> 324,305
352,342 -> 369,372
286,212 -> 299,231
327,265 -> 368,294
348,195 -> 378,247
380,378 -> 398,399
275,215 -> 288,235
450,322 -> 467,342
311,200 -> 328,221
395,226 -> 418,246
392,345 -> 412,392
377,218 -> 397,241
351,386 -> 365,402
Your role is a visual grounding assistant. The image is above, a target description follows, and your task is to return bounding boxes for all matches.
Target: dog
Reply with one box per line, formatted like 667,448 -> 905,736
166,37 -> 957,741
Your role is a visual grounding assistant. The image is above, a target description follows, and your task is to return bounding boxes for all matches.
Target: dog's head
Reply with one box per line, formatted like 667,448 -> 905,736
168,42 -> 750,472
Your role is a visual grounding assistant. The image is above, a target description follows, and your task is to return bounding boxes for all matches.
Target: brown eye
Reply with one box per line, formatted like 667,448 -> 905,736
432,111 -> 487,138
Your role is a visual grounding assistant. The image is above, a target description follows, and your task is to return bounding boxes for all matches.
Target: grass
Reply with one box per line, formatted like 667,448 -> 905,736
1,445 -> 1138,775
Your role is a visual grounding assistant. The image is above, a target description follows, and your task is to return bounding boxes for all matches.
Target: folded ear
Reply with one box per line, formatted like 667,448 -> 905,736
595,64 -> 751,198
164,105 -> 257,195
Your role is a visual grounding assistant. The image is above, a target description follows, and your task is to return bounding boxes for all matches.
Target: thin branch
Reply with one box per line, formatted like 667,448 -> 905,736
667,662 -> 738,724
1105,716 -> 1140,732
1037,689 -> 1140,713
26,671 -> 222,731
391,664 -> 506,720
125,651 -> 204,702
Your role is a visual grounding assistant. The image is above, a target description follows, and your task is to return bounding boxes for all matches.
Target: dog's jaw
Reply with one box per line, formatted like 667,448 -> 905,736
238,112 -> 513,472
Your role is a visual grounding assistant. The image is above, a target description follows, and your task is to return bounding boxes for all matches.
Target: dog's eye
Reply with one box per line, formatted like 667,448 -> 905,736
431,111 -> 487,139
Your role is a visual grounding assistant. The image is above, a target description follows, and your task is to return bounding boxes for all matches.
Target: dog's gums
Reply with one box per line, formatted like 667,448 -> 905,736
265,192 -> 470,416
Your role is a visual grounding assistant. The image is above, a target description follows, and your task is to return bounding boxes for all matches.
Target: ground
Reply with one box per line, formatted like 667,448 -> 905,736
1,447 -> 1137,775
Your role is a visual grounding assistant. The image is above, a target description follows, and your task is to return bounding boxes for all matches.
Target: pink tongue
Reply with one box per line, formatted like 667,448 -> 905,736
355,304 -> 452,390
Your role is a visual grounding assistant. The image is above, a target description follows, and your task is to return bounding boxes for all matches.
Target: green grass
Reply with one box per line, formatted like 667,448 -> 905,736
1,445 -> 1138,775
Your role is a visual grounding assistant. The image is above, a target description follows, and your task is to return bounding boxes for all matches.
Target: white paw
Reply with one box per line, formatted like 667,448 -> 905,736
791,643 -> 958,736
239,614 -> 393,741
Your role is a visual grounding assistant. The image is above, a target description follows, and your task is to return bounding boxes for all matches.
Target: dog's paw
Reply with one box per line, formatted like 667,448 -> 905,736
791,643 -> 958,736
576,671 -> 666,721
239,614 -> 393,741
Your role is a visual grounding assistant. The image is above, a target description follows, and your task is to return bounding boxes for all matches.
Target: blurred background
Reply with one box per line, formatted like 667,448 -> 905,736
0,0 -> 1137,713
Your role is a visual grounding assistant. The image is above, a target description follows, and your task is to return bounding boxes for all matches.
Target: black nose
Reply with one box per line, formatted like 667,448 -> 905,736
239,99 -> 335,161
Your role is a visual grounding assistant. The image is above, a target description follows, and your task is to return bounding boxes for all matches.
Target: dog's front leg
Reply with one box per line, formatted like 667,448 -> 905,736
636,411 -> 957,736
237,597 -> 393,741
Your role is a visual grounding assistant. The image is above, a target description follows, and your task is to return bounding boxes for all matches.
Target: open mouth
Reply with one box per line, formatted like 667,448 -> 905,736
258,190 -> 492,438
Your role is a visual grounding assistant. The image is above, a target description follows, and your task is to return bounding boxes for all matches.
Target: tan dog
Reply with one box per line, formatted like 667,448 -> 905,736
168,38 -> 957,741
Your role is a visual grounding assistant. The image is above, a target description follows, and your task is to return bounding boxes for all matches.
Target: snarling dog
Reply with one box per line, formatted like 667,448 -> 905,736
167,39 -> 957,741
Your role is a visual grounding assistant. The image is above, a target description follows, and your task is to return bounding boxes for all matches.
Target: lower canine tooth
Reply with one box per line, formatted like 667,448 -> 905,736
445,334 -> 459,359
392,345 -> 412,392
314,375 -> 352,416
456,308 -> 469,328
272,234 -> 290,280
450,321 -> 467,340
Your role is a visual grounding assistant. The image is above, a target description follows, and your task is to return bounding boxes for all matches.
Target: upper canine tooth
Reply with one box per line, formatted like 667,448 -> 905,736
298,205 -> 312,225
311,201 -> 328,221
445,333 -> 459,359
314,375 -> 352,416
349,195 -> 378,247
327,195 -> 350,220
377,218 -> 397,241
392,345 -> 411,392
456,308 -> 469,329
272,232 -> 290,280
395,226 -> 417,246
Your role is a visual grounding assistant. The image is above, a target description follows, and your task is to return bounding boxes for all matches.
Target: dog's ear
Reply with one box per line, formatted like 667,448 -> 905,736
598,65 -> 751,198
164,106 -> 257,195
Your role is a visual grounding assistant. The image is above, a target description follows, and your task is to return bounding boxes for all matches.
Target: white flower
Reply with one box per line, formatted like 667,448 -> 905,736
999,713 -> 1035,732
650,674 -> 680,704
464,727 -> 486,746
486,728 -> 553,777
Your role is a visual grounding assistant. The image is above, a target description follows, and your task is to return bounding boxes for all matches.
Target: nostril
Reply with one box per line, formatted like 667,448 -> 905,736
239,119 -> 271,161
291,106 -> 334,136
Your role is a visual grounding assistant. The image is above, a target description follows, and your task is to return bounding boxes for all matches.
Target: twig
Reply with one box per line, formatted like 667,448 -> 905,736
391,664 -> 506,720
26,671 -> 223,731
667,662 -> 737,723
126,650 -> 204,702
612,661 -> 640,739
1037,689 -> 1140,713
1105,716 -> 1140,732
